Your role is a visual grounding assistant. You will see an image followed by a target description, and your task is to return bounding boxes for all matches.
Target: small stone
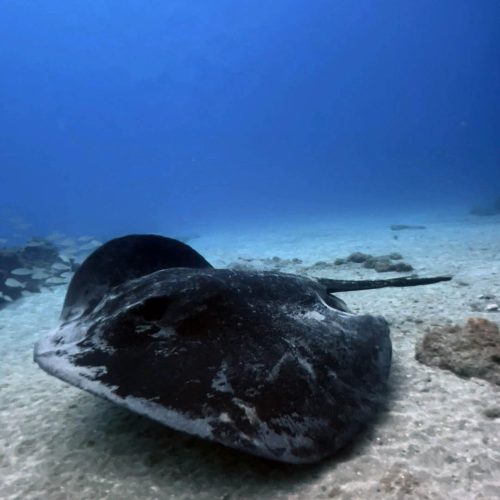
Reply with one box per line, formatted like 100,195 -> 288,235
389,252 -> 403,260
483,407 -> 500,419
390,262 -> 414,272
347,252 -> 370,263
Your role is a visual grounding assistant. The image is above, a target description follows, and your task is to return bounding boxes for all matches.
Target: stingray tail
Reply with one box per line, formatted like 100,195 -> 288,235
317,275 -> 452,293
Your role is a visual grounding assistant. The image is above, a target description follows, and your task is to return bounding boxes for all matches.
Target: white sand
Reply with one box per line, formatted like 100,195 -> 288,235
1,214 -> 499,500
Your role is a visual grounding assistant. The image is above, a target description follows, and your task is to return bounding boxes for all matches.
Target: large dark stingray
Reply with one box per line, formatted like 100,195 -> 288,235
34,235 -> 450,464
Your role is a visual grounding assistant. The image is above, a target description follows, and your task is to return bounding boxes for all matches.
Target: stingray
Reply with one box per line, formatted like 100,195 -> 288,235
34,234 -> 450,464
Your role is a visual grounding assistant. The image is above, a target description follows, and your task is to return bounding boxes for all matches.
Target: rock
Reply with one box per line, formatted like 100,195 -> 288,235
347,252 -> 371,263
228,256 -> 304,272
333,252 -> 413,273
415,318 -> 500,385
478,294 -> 495,300
388,262 -> 414,272
378,464 -> 421,496
309,260 -> 330,269
363,257 -> 391,271
483,407 -> 500,419
388,252 -> 403,260
363,256 -> 413,273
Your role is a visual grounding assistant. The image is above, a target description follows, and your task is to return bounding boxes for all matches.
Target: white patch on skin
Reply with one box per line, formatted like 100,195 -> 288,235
219,412 -> 232,423
296,356 -> 316,379
233,398 -> 259,425
151,327 -> 176,339
212,362 -> 233,393
135,325 -> 151,333
316,293 -> 354,317
302,310 -> 325,321
267,353 -> 290,382
267,351 -> 316,382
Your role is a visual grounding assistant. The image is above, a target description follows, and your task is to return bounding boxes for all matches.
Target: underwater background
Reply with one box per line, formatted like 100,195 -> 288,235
2,3 -> 500,499
1,0 -> 499,239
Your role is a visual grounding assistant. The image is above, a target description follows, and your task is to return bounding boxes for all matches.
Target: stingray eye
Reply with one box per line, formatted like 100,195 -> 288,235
130,296 -> 173,321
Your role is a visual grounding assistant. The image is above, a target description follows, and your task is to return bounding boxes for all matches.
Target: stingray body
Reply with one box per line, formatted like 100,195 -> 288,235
34,235 -> 450,463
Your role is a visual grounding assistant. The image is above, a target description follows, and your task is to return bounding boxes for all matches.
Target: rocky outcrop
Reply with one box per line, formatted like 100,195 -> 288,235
415,318 -> 500,385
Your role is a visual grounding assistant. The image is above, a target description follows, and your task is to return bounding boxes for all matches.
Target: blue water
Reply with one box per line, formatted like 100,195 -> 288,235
1,0 -> 499,241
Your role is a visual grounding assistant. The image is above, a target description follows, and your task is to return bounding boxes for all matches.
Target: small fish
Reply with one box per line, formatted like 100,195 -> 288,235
0,292 -> 13,302
0,238 -> 7,244
11,268 -> 33,276
32,271 -> 50,280
52,263 -> 70,271
60,272 -> 75,280
45,276 -> 68,285
5,278 -> 26,288
78,236 -> 94,242
59,254 -> 71,264
60,238 -> 76,247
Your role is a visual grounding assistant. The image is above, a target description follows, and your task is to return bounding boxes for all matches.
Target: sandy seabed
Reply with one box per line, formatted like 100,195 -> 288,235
1,213 -> 499,500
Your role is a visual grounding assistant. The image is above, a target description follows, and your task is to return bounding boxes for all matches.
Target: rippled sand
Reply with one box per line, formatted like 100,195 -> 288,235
1,214 -> 499,499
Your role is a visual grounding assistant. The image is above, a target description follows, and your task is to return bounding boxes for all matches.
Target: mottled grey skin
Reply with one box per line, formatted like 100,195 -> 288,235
34,235 -> 448,463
